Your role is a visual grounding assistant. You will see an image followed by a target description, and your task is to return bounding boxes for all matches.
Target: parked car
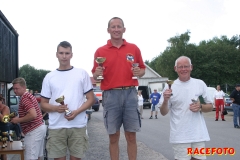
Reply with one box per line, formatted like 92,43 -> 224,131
224,94 -> 233,111
92,94 -> 100,111
138,86 -> 151,108
9,95 -> 20,113
85,94 -> 100,120
34,93 -> 41,103
93,87 -> 102,102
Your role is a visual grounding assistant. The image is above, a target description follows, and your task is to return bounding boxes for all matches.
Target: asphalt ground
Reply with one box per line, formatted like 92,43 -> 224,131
6,115 -> 168,160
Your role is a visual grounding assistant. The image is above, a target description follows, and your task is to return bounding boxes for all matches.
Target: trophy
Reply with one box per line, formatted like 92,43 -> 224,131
55,95 -> 72,116
2,112 -> 18,123
166,80 -> 174,96
1,131 -> 8,148
132,63 -> 139,79
95,57 -> 106,80
9,130 -> 14,142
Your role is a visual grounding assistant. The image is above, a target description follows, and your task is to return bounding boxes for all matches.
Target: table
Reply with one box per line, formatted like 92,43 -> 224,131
0,141 -> 24,160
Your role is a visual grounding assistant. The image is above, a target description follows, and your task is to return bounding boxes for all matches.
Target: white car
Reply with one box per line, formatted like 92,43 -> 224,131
93,87 -> 102,102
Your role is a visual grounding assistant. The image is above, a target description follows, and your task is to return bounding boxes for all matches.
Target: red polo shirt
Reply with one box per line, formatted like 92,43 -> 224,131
92,39 -> 145,90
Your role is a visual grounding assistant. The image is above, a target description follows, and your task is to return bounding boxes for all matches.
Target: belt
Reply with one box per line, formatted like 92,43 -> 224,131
111,86 -> 135,90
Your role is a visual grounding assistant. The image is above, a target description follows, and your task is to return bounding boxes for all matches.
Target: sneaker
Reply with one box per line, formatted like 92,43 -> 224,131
215,119 -> 218,121
149,116 -> 153,119
155,115 -> 158,119
234,125 -> 240,128
222,119 -> 226,121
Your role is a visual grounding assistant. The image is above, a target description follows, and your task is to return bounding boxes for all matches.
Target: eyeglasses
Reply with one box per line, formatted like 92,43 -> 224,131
177,65 -> 191,69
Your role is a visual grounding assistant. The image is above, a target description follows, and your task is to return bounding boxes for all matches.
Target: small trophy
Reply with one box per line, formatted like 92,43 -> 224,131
55,95 -> 72,116
2,112 -> 18,123
95,57 -> 106,80
9,130 -> 14,142
132,63 -> 139,79
166,80 -> 174,96
1,132 -> 8,148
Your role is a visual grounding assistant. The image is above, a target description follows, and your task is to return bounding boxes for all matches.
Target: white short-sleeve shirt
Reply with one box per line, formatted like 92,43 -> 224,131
41,67 -> 93,129
160,78 -> 212,143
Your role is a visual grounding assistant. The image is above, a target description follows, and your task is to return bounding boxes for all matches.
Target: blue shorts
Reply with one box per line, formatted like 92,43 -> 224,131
151,104 -> 158,111
102,88 -> 141,134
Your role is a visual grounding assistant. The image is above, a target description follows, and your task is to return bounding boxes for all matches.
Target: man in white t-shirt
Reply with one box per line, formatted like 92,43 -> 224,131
160,56 -> 213,160
40,41 -> 95,160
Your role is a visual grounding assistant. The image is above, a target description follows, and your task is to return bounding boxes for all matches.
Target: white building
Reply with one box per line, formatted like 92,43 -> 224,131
138,63 -> 168,93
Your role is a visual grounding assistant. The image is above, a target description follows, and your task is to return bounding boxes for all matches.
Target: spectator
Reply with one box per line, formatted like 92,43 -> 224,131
137,90 -> 144,119
92,17 -> 145,160
149,89 -> 161,119
0,96 -> 10,160
160,56 -> 213,160
40,41 -> 95,160
214,85 -> 225,121
230,84 -> 240,128
11,77 -> 46,160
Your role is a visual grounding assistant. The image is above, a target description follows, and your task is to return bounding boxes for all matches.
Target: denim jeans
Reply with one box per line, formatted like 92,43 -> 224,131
232,103 -> 240,126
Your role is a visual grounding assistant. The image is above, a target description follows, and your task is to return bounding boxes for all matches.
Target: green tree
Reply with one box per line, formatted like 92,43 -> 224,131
19,64 -> 50,92
147,32 -> 240,88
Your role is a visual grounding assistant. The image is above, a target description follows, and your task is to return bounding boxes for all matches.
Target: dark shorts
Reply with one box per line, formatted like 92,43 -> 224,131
102,88 -> 141,134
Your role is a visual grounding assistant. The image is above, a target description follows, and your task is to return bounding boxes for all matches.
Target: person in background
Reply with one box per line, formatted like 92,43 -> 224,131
149,89 -> 161,119
92,17 -> 145,160
160,56 -> 213,160
137,90 -> 144,119
11,77 -> 46,160
0,96 -> 10,160
230,84 -> 240,128
41,41 -> 95,160
214,85 -> 225,121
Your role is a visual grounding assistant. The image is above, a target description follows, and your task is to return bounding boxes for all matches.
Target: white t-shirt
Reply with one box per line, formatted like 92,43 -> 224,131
41,67 -> 93,129
214,90 -> 225,99
160,78 -> 212,143
138,95 -> 144,106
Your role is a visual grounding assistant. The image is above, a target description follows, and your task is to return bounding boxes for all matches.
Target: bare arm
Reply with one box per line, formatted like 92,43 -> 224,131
160,89 -> 172,116
65,91 -> 95,121
40,97 -> 67,113
160,100 -> 169,116
76,91 -> 95,114
0,105 -> 10,120
190,102 -> 213,113
11,108 -> 37,123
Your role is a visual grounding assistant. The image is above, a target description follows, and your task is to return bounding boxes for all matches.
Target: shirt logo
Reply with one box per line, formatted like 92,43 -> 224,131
126,53 -> 134,62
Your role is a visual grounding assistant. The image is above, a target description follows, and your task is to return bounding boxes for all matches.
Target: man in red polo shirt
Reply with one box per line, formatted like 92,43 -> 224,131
92,17 -> 145,160
11,77 -> 46,160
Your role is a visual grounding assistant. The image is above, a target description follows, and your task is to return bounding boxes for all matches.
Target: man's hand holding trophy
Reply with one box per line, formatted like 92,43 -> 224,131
55,95 -> 72,116
95,57 -> 106,80
166,80 -> 174,96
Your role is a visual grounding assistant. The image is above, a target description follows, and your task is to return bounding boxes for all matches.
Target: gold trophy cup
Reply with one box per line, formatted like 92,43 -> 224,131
1,132 -> 8,148
9,130 -> 14,142
166,80 -> 174,96
2,112 -> 18,123
95,57 -> 106,80
55,95 -> 72,116
132,63 -> 139,79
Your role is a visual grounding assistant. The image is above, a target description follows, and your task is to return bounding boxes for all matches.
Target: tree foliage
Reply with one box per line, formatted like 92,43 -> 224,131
19,64 -> 50,92
147,32 -> 240,89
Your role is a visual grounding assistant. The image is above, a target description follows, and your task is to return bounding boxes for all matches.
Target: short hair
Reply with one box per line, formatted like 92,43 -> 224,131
12,77 -> 27,87
57,41 -> 72,52
175,56 -> 192,66
108,17 -> 124,28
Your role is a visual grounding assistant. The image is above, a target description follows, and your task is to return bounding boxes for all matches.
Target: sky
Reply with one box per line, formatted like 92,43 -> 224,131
0,0 -> 239,75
